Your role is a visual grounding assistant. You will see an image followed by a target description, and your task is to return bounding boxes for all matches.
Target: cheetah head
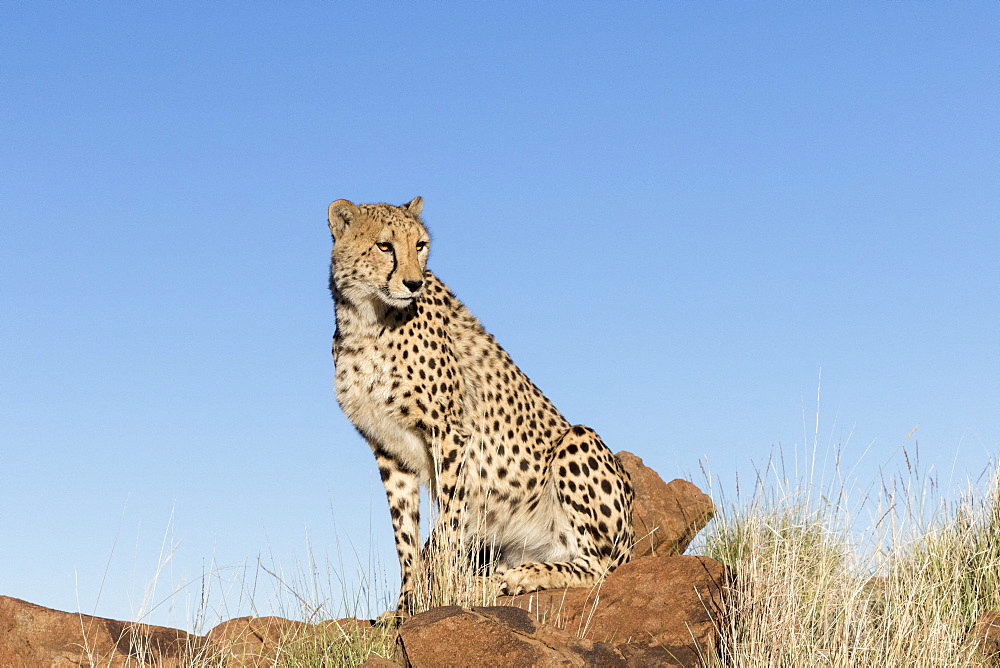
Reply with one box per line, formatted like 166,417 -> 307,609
328,197 -> 430,310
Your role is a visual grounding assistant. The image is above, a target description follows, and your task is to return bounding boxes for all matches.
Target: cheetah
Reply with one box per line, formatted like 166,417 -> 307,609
327,197 -> 633,620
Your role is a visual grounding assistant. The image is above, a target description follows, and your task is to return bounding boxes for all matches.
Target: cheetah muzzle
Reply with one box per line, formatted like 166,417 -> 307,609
327,197 -> 634,621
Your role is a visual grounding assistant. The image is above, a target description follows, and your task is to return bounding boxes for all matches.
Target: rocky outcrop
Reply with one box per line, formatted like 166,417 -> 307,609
206,616 -> 321,667
973,611 -> 1000,665
0,595 -> 197,667
396,605 -> 627,666
615,450 -> 715,558
499,554 -> 726,663
2,453 -> 718,666
398,553 -> 727,666
0,597 -> 390,667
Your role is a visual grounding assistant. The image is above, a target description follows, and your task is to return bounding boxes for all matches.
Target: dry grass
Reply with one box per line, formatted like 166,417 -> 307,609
261,503 -> 506,665
92,446 -> 1000,667
90,404 -> 1000,666
261,439 -> 1000,666
695,442 -> 1000,667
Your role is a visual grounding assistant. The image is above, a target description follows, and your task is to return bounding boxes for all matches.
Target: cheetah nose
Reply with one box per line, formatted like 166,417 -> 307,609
403,279 -> 423,293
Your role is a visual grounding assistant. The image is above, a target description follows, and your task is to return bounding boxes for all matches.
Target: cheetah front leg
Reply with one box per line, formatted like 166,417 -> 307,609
422,424 -> 473,566
499,425 -> 634,595
372,447 -> 421,624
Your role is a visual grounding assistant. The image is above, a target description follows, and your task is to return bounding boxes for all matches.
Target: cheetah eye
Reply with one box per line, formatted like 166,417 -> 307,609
376,242 -> 393,253
415,241 -> 427,252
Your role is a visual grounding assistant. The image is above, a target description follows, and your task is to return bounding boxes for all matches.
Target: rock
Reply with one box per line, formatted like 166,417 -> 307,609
973,611 -> 1000,664
615,450 -> 715,558
0,596 -> 389,667
0,595 -> 197,667
361,650 -> 406,667
501,554 -> 727,664
397,605 -> 627,667
205,615 -> 392,667
397,555 -> 727,668
0,455 -> 721,666
205,615 -> 318,666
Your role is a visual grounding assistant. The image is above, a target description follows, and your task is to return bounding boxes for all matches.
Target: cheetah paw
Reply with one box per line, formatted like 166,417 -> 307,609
498,565 -> 544,596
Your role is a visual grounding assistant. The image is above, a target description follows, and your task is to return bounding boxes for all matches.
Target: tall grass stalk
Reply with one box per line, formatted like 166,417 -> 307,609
696,442 -> 1000,666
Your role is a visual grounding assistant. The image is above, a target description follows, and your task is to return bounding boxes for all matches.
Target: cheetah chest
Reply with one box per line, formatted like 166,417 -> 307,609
334,326 -> 464,481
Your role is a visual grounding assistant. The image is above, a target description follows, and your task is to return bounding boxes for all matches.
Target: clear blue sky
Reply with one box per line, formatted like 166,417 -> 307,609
2,2 -> 997,630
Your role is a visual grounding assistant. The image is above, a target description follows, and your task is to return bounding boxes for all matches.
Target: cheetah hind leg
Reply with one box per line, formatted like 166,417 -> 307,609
499,425 -> 634,595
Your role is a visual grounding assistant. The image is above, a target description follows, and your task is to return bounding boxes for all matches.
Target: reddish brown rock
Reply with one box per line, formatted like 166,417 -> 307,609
361,650 -> 405,667
615,450 -> 715,558
397,605 -> 626,667
501,554 -> 727,664
973,610 -> 1000,664
0,458 -> 720,666
205,615 -> 317,666
0,595 -> 197,667
205,615 -> 390,667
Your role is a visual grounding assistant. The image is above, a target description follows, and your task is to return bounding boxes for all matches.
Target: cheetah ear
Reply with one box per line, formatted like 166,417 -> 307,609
403,196 -> 423,217
328,199 -> 358,240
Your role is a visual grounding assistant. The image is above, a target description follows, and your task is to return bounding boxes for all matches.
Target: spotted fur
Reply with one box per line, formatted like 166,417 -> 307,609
327,197 -> 633,619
